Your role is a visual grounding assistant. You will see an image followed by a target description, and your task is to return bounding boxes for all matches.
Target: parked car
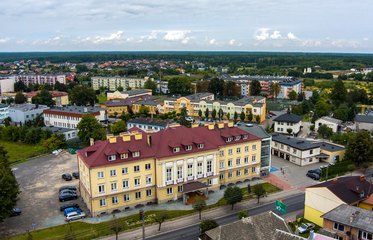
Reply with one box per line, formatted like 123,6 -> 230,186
64,207 -> 81,216
60,202 -> 80,211
297,223 -> 315,234
12,208 -> 22,216
306,172 -> 320,180
62,173 -> 72,181
307,169 -> 321,175
52,149 -> 62,155
72,172 -> 79,179
59,186 -> 77,192
59,189 -> 77,195
59,193 -> 78,202
245,123 -> 254,127
65,211 -> 86,222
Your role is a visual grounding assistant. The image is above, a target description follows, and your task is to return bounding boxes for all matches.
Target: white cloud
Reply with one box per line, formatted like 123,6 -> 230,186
146,31 -> 158,40
287,32 -> 297,40
209,38 -> 216,45
300,40 -> 322,47
0,38 -> 9,43
255,28 -> 270,41
363,37 -> 369,41
163,30 -> 191,43
93,31 -> 123,44
229,39 -> 236,45
270,31 -> 282,39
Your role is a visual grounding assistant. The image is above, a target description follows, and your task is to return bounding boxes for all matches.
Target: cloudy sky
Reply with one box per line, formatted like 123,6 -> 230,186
0,0 -> 372,52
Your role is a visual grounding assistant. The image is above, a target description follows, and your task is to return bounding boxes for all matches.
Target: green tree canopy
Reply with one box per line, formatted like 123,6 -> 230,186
224,186 -> 243,210
42,134 -> 65,151
253,184 -> 266,203
144,79 -> 157,95
0,145 -> 19,221
168,77 -> 191,95
233,111 -> 238,121
192,196 -> 207,220
330,79 -> 347,106
154,212 -> 168,231
32,89 -> 55,107
198,109 -> 203,118
211,109 -> 217,119
77,115 -> 106,145
117,86 -> 124,92
345,130 -> 373,166
240,112 -> 245,121
317,125 -> 333,139
288,90 -> 297,100
315,100 -> 331,118
333,103 -> 350,122
69,85 -> 97,106
14,92 -> 27,104
200,219 -> 219,234
208,78 -> 224,97
111,120 -> 127,135
178,107 -> 191,127
250,80 -> 261,96
270,82 -> 281,100
218,108 -> 224,120
205,108 -> 210,118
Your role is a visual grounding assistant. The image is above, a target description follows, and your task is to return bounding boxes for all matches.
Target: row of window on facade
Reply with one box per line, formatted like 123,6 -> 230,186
220,145 -> 257,156
277,122 -> 295,126
97,163 -> 152,178
219,167 -> 257,180
45,114 -> 80,121
274,142 -> 313,155
98,186 -> 183,207
97,176 -> 153,194
53,122 -> 76,129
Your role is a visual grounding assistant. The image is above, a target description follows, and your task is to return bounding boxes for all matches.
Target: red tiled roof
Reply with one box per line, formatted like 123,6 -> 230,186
24,91 -> 68,98
77,125 -> 260,168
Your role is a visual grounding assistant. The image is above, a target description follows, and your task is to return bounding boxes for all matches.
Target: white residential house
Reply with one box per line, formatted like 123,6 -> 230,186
9,103 -> 49,125
315,116 -> 342,133
271,134 -> 320,166
42,126 -> 77,140
43,106 -> 107,129
355,115 -> 373,132
272,111 -> 302,135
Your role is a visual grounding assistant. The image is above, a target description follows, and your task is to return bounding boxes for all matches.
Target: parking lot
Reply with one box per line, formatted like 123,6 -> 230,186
0,151 -> 85,236
270,155 -> 325,190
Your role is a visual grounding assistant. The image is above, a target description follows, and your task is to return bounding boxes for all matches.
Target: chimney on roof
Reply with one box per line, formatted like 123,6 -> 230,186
147,135 -> 152,146
227,122 -> 234,128
217,122 -> 224,129
90,138 -> 94,146
191,123 -> 199,128
207,123 -> 214,130
360,175 -> 366,182
83,107 -> 88,113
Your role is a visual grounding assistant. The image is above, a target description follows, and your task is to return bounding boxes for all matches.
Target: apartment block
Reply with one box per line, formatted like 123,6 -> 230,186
91,76 -> 147,91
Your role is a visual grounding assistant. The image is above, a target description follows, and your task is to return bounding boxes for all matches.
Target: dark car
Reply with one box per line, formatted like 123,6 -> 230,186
59,186 -> 77,192
12,208 -> 22,216
307,169 -> 322,175
59,193 -> 78,202
62,173 -> 73,181
72,172 -> 80,179
306,172 -> 320,180
59,189 -> 77,195
60,202 -> 80,211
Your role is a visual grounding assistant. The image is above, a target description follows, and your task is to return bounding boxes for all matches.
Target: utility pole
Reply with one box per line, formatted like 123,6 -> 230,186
139,209 -> 145,240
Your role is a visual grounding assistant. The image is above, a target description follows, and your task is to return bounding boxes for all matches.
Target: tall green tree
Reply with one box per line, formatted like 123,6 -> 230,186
144,79 -> 157,95
111,120 -> 127,135
240,112 -> 245,121
32,89 -> 55,107
233,111 -> 238,122
218,108 -> 224,120
224,186 -> 243,210
208,78 -> 224,97
253,184 -> 266,204
154,212 -> 168,231
205,108 -> 210,118
269,82 -> 281,101
69,85 -> 97,106
168,77 -> 191,95
223,81 -> 240,97
198,109 -> 203,119
288,90 -> 297,100
330,79 -> 347,107
211,109 -> 217,119
77,115 -> 106,145
250,80 -> 261,96
14,80 -> 28,92
117,86 -> 124,92
345,130 -> 373,166
333,103 -> 349,122
315,100 -> 331,118
247,111 -> 253,122
14,92 -> 27,104
0,145 -> 19,221
192,196 -> 207,220
178,107 -> 191,127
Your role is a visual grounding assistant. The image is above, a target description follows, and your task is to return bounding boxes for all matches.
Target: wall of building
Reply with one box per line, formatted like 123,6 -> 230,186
320,149 -> 345,164
9,106 -> 48,124
315,119 -> 339,133
272,141 -> 320,166
356,122 -> 373,132
0,78 -> 15,93
274,121 -> 302,135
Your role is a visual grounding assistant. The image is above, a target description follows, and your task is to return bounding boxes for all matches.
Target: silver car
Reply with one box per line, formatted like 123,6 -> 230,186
65,211 -> 86,222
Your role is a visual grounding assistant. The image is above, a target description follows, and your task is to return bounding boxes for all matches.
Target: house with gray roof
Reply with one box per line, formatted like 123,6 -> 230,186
200,211 -> 292,240
321,204 -> 373,240
273,111 -> 302,136
127,118 -> 175,132
315,116 -> 342,133
238,124 -> 271,175
355,114 -> 373,132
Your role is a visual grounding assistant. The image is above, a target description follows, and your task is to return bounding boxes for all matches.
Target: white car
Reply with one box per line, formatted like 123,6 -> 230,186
52,149 -> 62,155
65,211 -> 86,222
297,223 -> 315,234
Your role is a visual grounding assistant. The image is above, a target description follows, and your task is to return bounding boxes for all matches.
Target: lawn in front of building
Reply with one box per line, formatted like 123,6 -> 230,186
0,140 -> 47,165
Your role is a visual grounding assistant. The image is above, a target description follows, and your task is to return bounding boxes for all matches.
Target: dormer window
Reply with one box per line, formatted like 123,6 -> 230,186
243,135 -> 248,139
120,153 -> 128,159
108,155 -> 116,161
173,147 -> 180,153
226,137 -> 233,142
360,191 -> 365,198
197,144 -> 204,149
235,136 -> 241,141
132,151 -> 140,157
185,145 -> 192,151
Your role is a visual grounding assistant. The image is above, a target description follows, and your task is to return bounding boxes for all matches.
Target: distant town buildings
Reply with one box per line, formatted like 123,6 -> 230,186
106,89 -> 152,100
42,126 -> 77,141
43,106 -> 107,129
91,76 -> 148,91
24,91 -> 69,106
9,103 -> 49,125
0,104 -> 9,121
355,114 -> 373,132
126,118 -> 176,132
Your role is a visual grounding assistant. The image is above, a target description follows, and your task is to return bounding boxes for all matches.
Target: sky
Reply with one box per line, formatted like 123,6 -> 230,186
0,0 -> 372,53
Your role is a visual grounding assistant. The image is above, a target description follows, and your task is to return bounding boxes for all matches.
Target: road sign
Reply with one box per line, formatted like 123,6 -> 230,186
276,200 -> 287,214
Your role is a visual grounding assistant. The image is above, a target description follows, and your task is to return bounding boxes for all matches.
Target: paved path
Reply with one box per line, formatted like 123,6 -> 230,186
98,188 -> 303,240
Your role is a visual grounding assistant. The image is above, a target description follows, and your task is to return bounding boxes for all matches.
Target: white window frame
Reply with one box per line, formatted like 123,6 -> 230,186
98,171 -> 104,179
167,187 -> 173,195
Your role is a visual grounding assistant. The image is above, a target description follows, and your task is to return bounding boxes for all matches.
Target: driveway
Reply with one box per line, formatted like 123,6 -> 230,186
0,151 -> 85,236
270,155 -> 325,190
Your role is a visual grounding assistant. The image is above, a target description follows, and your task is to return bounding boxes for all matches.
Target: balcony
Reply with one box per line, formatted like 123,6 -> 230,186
206,172 -> 213,177
187,176 -> 194,181
166,180 -> 173,185
177,178 -> 184,183
197,174 -> 204,179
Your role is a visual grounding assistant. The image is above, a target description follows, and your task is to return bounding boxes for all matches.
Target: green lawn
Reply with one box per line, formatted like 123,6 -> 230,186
0,140 -> 47,165
8,182 -> 280,240
97,94 -> 107,104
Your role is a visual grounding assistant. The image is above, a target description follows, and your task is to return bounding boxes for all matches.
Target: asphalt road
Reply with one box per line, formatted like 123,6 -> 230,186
147,193 -> 305,240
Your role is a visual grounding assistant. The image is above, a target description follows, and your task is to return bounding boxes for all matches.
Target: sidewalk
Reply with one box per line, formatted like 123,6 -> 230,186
98,188 -> 303,240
